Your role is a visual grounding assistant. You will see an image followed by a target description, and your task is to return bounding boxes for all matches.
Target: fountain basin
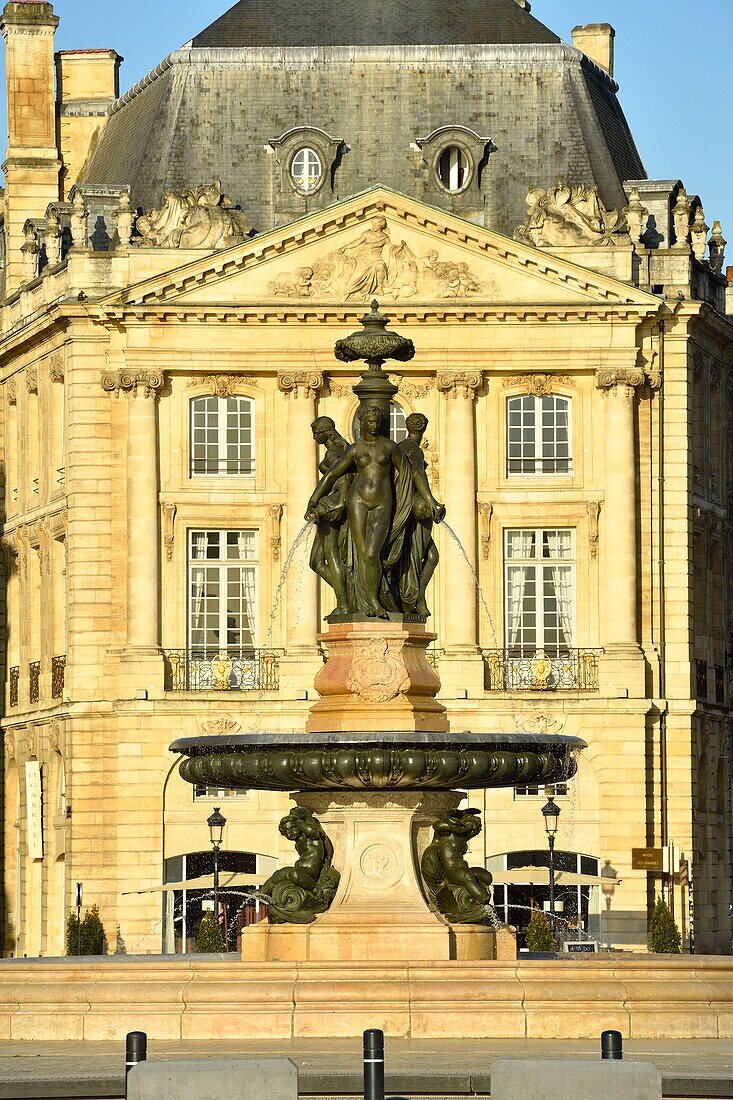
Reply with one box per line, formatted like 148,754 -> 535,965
170,730 -> 584,792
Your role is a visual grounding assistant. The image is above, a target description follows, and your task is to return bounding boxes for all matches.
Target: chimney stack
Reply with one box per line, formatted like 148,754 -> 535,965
0,1 -> 61,293
572,23 -> 615,77
56,49 -> 122,199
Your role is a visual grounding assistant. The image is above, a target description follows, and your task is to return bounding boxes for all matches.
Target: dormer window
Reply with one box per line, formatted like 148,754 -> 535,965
290,148 -> 324,195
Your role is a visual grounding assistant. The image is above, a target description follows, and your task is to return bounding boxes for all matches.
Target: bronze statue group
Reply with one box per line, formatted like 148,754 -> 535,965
306,405 -> 445,621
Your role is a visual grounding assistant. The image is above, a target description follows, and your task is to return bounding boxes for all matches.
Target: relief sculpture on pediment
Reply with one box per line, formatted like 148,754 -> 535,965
268,216 -> 493,301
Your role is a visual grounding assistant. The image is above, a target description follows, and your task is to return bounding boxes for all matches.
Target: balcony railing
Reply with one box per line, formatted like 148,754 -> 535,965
483,649 -> 601,692
29,661 -> 41,704
164,649 -> 282,692
426,647 -> 443,671
52,655 -> 66,700
9,667 -> 19,709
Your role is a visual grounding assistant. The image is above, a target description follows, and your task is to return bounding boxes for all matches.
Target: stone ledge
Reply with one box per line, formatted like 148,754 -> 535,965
0,957 -> 732,1042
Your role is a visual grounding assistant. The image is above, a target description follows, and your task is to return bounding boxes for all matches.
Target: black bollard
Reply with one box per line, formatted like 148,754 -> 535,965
125,1031 -> 148,1097
363,1028 -> 385,1100
601,1029 -> 623,1060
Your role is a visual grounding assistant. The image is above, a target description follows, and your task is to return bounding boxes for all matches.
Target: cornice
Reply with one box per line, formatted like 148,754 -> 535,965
89,303 -> 659,327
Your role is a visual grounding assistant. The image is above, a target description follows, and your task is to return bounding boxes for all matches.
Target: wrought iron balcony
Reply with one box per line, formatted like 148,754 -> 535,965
52,655 -> 66,700
483,649 -> 601,692
164,649 -> 282,693
29,661 -> 41,704
9,667 -> 19,709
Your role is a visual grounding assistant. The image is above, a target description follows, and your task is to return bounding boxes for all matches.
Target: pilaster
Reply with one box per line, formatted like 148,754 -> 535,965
101,369 -> 165,697
435,371 -> 484,695
595,366 -> 647,697
277,370 -> 323,692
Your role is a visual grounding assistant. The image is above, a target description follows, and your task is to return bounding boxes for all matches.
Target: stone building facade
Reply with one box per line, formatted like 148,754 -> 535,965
0,0 -> 731,956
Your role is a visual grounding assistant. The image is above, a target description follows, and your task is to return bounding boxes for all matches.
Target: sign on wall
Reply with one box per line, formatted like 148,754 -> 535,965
25,761 -> 43,861
632,847 -> 664,871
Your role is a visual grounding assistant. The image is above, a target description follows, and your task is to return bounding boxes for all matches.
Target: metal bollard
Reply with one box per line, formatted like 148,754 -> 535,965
363,1028 -> 385,1100
601,1029 -> 623,1060
125,1031 -> 148,1098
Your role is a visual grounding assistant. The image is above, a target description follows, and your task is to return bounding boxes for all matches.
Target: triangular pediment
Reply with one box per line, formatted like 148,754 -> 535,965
101,188 -> 658,313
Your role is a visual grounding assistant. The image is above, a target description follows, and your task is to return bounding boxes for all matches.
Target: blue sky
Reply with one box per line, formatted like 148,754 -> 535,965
3,0 -> 732,238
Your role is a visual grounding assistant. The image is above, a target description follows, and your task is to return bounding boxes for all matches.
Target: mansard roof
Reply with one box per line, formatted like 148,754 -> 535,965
191,0 -> 560,48
84,3 -> 645,239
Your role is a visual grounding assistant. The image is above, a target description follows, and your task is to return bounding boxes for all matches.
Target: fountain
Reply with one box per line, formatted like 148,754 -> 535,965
170,303 -> 584,963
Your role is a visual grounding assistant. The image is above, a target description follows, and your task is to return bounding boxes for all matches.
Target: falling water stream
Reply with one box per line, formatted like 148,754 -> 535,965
441,521 -> 527,733
266,520 -> 314,649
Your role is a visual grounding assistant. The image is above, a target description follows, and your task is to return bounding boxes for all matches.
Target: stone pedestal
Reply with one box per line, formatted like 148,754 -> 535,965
307,620 -> 449,733
243,791 -> 513,963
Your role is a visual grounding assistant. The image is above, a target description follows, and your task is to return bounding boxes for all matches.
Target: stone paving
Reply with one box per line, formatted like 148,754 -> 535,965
2,1037 -> 733,1099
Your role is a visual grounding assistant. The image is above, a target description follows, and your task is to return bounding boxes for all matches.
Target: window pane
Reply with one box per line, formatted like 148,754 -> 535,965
190,396 -> 255,477
291,147 -> 323,193
188,530 -> 259,653
507,394 -> 571,475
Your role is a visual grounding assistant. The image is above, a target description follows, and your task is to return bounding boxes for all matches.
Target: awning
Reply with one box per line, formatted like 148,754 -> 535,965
490,867 -> 621,888
123,872 -> 263,896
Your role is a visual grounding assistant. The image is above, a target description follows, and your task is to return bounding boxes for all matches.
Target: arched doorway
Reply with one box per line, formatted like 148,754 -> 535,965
487,849 -> 604,949
162,849 -> 275,953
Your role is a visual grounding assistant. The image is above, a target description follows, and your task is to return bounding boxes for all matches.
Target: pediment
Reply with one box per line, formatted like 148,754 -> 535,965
102,188 -> 657,313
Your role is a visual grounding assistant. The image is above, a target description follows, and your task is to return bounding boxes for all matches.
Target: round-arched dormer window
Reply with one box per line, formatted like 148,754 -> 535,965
290,148 -> 324,194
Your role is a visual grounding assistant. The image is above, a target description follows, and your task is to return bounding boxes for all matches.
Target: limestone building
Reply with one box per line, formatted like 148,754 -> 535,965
0,0 -> 731,956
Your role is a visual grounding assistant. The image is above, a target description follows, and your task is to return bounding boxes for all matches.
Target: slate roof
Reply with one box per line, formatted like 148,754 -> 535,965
191,0 -> 561,48
84,3 -> 646,239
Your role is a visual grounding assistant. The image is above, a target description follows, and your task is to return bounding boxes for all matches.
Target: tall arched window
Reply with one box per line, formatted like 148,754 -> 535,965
190,396 -> 254,477
507,394 -> 571,475
352,401 -> 408,443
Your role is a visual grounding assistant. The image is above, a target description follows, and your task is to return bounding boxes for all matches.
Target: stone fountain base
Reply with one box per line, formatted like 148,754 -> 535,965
307,620 -> 449,734
242,791 -> 515,963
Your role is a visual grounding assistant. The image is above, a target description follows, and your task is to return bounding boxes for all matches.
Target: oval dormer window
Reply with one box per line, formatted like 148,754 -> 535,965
436,145 -> 470,193
290,148 -> 323,194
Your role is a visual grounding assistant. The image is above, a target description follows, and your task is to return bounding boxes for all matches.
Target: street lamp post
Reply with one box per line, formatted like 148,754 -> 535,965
207,806 -> 227,943
542,796 -> 561,940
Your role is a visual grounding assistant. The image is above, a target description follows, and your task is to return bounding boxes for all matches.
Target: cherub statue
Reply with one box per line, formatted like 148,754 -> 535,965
420,808 -> 494,925
259,807 -> 340,925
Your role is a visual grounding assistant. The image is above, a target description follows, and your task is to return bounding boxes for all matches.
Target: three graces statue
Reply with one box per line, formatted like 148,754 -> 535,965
306,405 -> 445,621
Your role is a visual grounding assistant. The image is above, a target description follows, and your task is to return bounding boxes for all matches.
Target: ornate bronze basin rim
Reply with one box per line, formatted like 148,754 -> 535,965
170,731 -> 586,792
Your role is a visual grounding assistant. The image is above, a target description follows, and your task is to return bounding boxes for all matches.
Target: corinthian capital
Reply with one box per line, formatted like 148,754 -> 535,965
595,367 -> 646,396
277,371 -> 323,399
101,369 -> 165,399
436,371 -> 482,399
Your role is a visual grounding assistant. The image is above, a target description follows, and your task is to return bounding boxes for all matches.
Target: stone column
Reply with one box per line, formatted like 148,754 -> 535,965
595,367 -> 646,695
102,369 -> 164,692
277,371 -> 323,690
436,371 -> 485,694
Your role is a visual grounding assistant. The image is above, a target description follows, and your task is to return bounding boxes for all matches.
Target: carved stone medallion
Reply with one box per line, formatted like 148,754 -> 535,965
346,638 -> 410,703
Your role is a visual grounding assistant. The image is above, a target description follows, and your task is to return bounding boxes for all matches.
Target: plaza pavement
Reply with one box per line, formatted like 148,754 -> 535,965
1,1036 -> 733,1099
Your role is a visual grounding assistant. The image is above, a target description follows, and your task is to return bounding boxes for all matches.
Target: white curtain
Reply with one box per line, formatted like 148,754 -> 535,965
546,531 -> 574,648
505,531 -> 536,649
